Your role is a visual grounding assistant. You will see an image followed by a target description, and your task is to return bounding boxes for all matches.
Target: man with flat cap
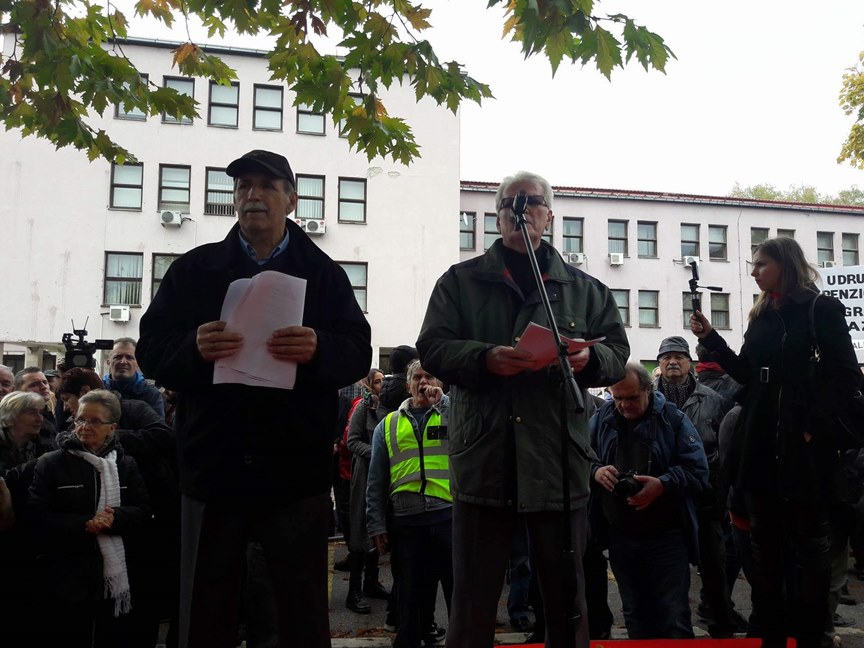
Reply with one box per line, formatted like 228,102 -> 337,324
137,150 -> 372,648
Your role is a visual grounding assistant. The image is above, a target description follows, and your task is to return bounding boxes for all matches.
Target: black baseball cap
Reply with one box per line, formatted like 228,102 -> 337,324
226,150 -> 295,186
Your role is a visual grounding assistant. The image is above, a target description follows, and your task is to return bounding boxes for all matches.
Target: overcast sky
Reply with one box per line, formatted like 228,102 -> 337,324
121,0 -> 864,197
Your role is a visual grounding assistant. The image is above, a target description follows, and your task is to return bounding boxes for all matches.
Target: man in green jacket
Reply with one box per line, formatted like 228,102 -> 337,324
417,171 -> 629,648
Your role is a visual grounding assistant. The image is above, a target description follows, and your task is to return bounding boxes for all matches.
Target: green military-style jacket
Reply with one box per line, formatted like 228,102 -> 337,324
417,240 -> 630,512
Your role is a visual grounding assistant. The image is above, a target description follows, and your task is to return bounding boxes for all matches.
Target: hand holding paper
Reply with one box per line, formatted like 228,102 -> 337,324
514,322 -> 605,368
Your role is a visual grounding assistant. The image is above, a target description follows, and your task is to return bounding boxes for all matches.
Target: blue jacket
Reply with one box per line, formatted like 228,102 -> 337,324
588,391 -> 709,564
104,370 -> 166,419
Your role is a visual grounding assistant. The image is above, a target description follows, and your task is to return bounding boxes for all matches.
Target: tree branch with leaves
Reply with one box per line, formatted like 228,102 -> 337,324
839,50 -> 864,171
0,0 -> 673,165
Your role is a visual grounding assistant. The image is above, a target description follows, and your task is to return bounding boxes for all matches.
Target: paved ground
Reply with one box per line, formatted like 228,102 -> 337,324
325,541 -> 864,647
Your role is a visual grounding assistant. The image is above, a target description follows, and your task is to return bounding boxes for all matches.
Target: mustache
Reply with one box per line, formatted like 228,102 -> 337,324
243,202 -> 267,212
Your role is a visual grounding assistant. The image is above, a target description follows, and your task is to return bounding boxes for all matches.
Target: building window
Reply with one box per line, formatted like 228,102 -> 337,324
460,212 -> 476,250
110,163 -> 143,209
637,221 -> 657,257
562,217 -> 583,253
608,220 -> 628,255
817,231 -> 835,264
638,290 -> 659,327
338,178 -> 366,223
208,81 -> 239,127
339,262 -> 368,312
483,213 -> 498,250
778,228 -> 795,239
159,165 -> 191,213
296,175 -> 325,220
542,228 -> 552,246
104,252 -> 143,305
151,253 -> 180,299
339,93 -> 363,138
297,103 -> 325,135
611,289 -> 630,326
708,225 -> 727,261
680,223 -> 700,258
711,293 -> 730,329
751,227 -> 769,255
115,73 -> 148,120
205,168 -> 234,216
162,77 -> 194,124
253,85 -> 283,130
843,233 -> 859,266
681,292 -> 693,328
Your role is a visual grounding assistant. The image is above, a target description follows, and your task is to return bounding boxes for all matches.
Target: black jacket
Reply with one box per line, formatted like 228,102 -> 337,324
136,220 -> 372,504
701,288 -> 860,504
28,436 -> 151,602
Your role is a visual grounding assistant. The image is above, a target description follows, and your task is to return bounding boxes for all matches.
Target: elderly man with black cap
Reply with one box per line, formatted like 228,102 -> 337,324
655,335 -> 739,637
136,150 -> 372,648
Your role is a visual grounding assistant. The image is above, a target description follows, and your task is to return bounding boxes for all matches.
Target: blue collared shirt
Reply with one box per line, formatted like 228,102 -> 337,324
238,228 -> 290,265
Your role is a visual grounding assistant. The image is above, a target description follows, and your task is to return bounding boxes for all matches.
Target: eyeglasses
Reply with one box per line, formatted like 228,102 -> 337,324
74,418 -> 112,428
498,195 -> 548,211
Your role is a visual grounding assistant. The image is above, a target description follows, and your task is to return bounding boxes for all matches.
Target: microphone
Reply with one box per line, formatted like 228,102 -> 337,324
510,191 -> 528,228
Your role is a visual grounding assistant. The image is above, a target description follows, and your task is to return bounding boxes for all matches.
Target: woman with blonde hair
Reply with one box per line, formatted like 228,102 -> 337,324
691,236 -> 860,648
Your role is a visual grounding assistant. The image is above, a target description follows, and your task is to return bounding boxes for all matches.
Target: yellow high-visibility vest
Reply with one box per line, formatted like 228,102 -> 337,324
383,407 -> 451,502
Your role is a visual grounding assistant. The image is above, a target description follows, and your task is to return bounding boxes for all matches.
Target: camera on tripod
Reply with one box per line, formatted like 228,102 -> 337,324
62,324 -> 113,370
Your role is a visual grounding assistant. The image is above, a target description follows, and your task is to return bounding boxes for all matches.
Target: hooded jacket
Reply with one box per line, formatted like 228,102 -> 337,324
103,370 -> 166,419
417,240 -> 629,512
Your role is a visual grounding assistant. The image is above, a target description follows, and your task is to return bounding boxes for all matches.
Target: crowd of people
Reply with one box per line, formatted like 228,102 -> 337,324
1,151 -> 862,648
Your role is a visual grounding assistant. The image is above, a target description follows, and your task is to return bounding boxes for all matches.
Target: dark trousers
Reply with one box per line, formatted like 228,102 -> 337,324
696,503 -> 736,634
391,517 -> 453,648
608,527 -> 693,639
178,493 -> 331,648
583,542 -> 613,639
507,520 -> 532,622
446,500 -> 589,648
348,548 -> 381,590
746,493 -> 832,648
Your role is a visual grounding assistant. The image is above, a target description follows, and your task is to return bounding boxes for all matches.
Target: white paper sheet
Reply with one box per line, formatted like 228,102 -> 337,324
213,271 -> 307,390
515,321 -> 606,367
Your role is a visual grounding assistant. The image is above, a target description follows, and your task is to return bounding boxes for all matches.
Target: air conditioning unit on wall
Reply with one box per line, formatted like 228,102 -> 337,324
819,260 -> 836,268
565,252 -> 585,265
683,255 -> 700,267
109,305 -> 130,322
609,252 -> 624,266
160,211 -> 183,227
295,218 -> 326,235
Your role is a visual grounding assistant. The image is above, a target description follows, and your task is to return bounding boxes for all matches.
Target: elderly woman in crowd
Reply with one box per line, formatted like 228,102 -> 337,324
0,391 -> 55,471
29,389 -> 151,648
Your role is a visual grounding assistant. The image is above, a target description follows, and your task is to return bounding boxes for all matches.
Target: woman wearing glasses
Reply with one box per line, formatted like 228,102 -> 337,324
29,389 -> 151,648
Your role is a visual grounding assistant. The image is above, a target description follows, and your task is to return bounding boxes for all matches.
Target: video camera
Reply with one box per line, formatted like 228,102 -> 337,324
62,322 -> 113,370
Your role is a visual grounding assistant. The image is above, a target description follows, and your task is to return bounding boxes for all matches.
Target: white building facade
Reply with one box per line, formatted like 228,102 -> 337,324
0,37 -> 461,372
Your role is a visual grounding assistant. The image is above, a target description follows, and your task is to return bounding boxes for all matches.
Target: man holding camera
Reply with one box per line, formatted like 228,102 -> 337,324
589,362 -> 709,639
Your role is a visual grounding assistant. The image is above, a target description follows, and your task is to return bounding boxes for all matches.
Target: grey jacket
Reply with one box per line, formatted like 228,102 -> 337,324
655,377 -> 729,465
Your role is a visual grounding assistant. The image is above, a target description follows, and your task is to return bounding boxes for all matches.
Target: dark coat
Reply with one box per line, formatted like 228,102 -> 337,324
28,437 -> 151,603
417,240 -> 629,511
700,288 -> 860,504
346,401 -> 385,553
136,219 -> 372,504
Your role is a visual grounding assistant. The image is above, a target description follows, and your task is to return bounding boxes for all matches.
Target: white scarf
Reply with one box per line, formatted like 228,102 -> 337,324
69,448 -> 132,616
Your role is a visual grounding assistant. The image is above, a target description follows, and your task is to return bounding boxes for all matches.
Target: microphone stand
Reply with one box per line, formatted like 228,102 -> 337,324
511,193 -> 584,644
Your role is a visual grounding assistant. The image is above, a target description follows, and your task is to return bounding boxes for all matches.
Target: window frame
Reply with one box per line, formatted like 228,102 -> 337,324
460,211 -> 477,251
637,221 -> 658,258
151,253 -> 181,300
253,84 -> 284,131
296,174 -> 326,221
751,227 -> 769,256
483,212 -> 499,251
204,167 -> 234,216
162,76 -> 195,125
338,261 -> 368,313
562,217 -> 584,254
842,233 -> 860,266
109,162 -> 144,210
817,231 -> 835,265
207,80 -> 239,128
337,177 -> 367,223
708,225 -> 727,261
296,102 -> 326,135
680,223 -> 700,258
608,220 -> 628,256
710,293 -> 731,330
638,290 -> 659,328
103,251 -> 144,307
158,164 -> 192,214
114,73 -> 149,121
777,228 -> 795,239
611,289 -> 630,326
